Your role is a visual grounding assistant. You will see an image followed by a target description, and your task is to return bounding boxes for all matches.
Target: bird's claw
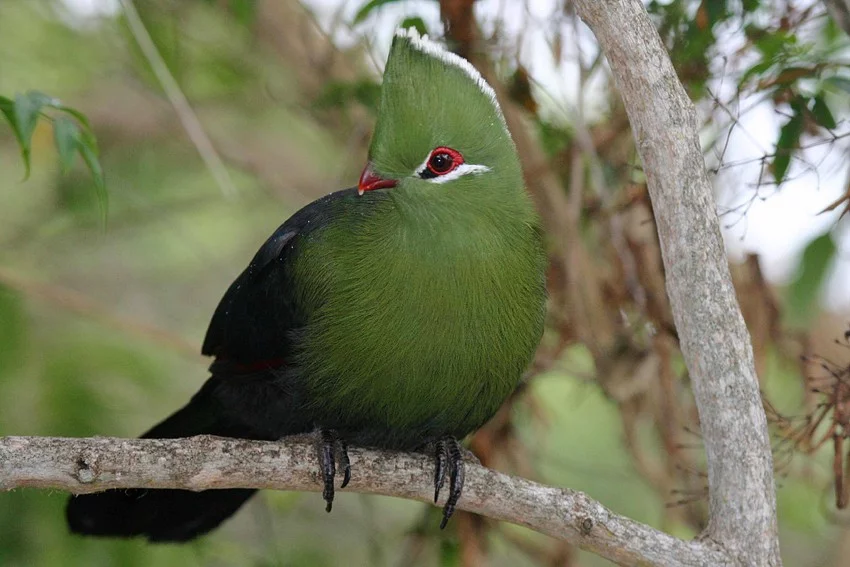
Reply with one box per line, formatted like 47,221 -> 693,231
318,429 -> 350,512
339,439 -> 351,489
433,436 -> 465,529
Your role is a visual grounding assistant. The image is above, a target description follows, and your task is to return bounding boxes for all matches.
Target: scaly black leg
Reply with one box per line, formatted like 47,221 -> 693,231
317,429 -> 350,512
434,438 -> 448,503
319,430 -> 336,512
432,436 -> 465,529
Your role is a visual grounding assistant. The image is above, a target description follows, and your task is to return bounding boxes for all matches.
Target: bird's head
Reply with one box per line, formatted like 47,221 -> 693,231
359,28 -> 522,200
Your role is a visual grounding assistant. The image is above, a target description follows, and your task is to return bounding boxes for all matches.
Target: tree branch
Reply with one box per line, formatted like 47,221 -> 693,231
572,1 -> 781,565
0,435 -> 731,567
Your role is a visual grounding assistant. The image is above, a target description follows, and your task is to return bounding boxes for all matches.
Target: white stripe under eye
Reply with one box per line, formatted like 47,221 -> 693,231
418,163 -> 491,184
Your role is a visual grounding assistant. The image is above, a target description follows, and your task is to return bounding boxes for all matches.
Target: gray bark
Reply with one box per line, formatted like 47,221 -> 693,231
572,0 -> 781,565
0,435 -> 732,567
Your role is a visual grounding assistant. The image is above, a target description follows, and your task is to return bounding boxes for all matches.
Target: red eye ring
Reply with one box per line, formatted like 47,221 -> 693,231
426,147 -> 464,176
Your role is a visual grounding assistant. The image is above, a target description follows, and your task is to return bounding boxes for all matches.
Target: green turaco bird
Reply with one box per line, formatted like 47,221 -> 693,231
66,27 -> 546,542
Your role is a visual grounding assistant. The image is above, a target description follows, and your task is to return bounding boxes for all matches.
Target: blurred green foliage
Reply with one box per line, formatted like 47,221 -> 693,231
650,0 -> 849,190
354,0 -> 407,25
787,231 -> 837,326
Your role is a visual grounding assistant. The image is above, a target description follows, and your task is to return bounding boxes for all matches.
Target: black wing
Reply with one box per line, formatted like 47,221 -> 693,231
201,188 -> 357,366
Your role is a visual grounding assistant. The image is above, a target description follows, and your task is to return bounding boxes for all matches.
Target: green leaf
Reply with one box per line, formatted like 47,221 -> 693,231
0,95 -> 14,115
787,232 -> 836,326
78,137 -> 108,226
0,95 -> 28,176
824,76 -> 850,95
2,93 -> 105,217
52,116 -> 81,174
701,0 -> 727,26
14,91 -> 53,140
742,0 -> 759,12
353,0 -> 403,24
739,58 -> 774,87
399,16 -> 428,37
773,107 -> 804,185
57,104 -> 99,154
12,91 -> 57,178
754,30 -> 795,60
810,94 -> 836,129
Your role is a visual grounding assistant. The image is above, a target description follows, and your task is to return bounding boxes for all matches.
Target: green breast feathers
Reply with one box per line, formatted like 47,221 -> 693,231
293,185 -> 545,438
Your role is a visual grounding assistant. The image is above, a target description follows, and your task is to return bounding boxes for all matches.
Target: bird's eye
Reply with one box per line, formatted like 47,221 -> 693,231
424,147 -> 463,177
429,153 -> 452,173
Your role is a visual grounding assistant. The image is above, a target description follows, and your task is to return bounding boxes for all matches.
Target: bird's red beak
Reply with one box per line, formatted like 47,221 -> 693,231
358,163 -> 397,195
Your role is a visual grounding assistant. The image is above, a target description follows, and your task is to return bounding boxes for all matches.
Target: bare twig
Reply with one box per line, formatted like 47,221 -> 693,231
0,267 -> 200,358
0,435 -> 733,567
119,0 -> 238,199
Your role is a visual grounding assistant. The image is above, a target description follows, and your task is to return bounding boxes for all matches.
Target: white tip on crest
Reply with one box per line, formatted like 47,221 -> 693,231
394,27 -> 508,131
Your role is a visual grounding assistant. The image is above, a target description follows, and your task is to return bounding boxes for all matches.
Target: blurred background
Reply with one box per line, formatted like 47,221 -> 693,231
1,0 -> 849,565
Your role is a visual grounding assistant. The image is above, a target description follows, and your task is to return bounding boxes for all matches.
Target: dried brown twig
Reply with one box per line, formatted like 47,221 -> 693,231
774,328 -> 850,509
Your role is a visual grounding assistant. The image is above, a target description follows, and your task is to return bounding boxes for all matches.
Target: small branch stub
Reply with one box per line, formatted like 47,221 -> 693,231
75,455 -> 98,484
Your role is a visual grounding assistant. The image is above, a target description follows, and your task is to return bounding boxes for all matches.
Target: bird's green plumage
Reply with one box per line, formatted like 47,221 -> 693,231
63,28 -> 547,542
290,30 -> 546,446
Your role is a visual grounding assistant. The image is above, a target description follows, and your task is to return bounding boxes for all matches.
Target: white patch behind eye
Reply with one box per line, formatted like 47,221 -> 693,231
395,27 -> 508,132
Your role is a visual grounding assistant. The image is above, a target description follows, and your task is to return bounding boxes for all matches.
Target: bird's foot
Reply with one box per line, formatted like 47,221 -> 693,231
433,436 -> 465,529
317,429 -> 350,513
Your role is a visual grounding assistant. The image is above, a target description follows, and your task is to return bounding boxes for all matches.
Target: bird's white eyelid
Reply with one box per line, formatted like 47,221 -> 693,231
423,163 -> 492,184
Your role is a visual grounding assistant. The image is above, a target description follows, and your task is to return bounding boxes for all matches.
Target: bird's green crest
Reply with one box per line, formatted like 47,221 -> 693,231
368,28 -> 521,195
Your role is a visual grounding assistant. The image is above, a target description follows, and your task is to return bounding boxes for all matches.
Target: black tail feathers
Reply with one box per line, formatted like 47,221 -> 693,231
66,487 -> 257,543
66,379 -> 269,542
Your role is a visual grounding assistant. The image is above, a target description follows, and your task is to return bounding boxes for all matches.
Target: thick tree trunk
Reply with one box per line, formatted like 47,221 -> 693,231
572,1 -> 782,565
